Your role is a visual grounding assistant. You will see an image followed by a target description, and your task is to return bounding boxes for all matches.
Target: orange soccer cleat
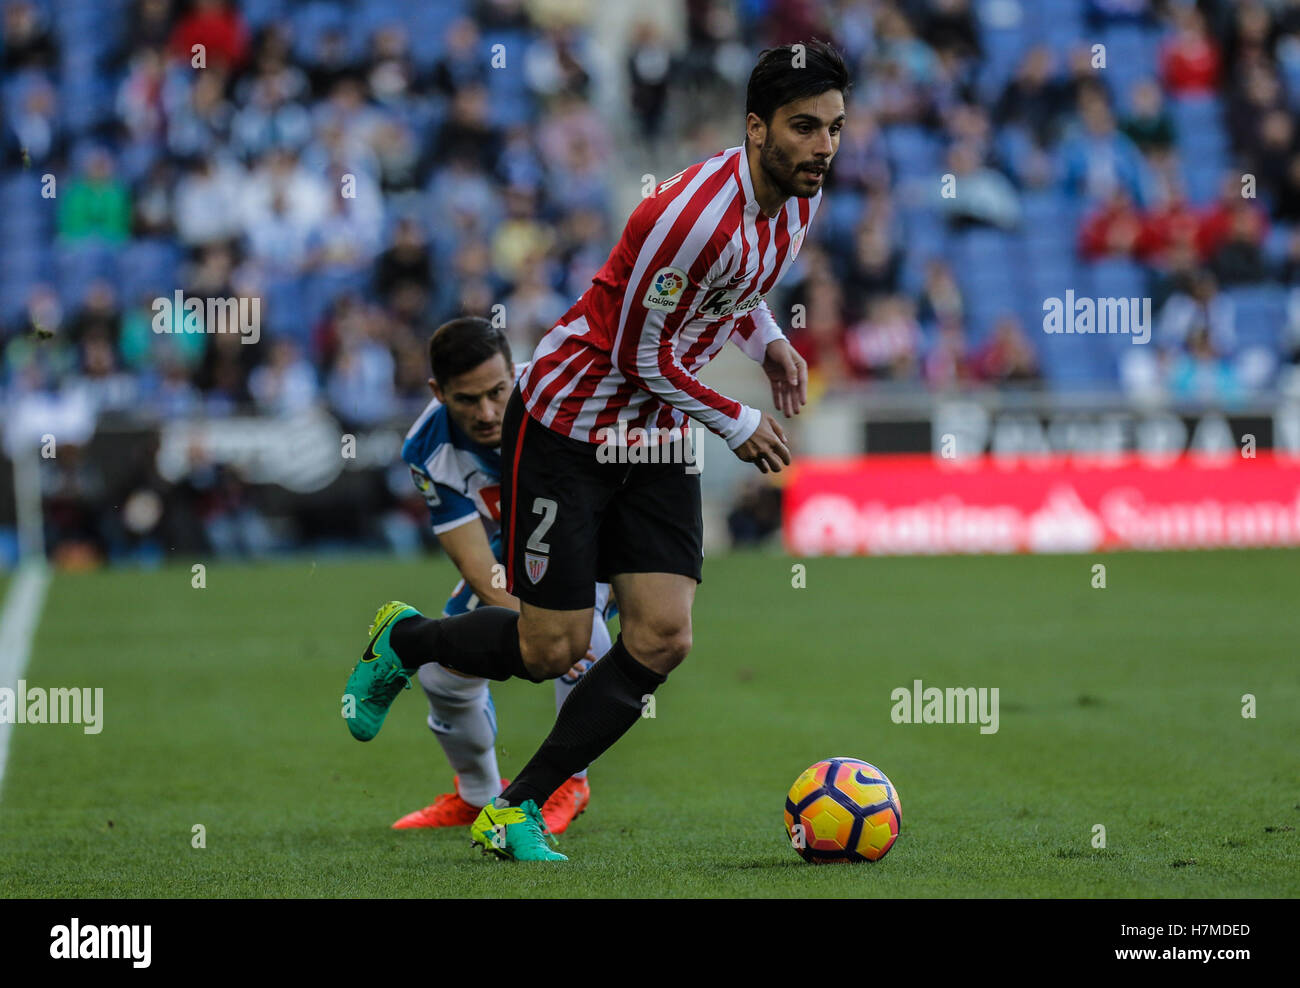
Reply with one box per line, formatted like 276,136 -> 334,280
541,776 -> 591,835
391,776 -> 508,829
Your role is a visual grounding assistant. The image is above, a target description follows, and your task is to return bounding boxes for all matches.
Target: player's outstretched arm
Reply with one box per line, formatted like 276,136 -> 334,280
437,518 -> 519,610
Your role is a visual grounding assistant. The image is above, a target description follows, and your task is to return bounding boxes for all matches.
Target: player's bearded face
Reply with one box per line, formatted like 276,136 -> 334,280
759,138 -> 821,199
756,95 -> 843,199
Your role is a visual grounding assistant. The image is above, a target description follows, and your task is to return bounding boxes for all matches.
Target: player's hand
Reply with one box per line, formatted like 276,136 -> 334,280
734,413 -> 791,474
762,339 -> 807,418
561,650 -> 599,684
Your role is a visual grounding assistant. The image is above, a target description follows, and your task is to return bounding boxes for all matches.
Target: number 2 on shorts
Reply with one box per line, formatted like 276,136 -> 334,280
527,497 -> 557,553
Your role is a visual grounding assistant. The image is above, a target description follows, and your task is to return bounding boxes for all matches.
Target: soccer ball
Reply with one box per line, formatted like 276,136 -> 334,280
784,757 -> 901,863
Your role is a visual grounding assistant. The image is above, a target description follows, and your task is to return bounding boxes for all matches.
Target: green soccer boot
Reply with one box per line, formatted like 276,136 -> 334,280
469,800 -> 568,861
342,601 -> 420,741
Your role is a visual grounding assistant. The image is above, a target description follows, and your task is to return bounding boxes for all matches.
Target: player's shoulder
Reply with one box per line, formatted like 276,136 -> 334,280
639,146 -> 744,222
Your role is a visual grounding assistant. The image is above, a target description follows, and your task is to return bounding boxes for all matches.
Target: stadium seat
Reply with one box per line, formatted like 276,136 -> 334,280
1228,284 -> 1287,350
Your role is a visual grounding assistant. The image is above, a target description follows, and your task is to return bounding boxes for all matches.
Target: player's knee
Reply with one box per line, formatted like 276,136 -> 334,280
626,622 -> 692,673
520,628 -> 589,680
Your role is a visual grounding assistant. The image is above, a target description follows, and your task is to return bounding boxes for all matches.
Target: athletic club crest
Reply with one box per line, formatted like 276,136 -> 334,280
525,552 -> 549,584
791,228 -> 806,260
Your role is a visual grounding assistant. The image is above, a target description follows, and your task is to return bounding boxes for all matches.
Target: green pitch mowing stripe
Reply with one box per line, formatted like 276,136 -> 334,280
0,550 -> 1295,898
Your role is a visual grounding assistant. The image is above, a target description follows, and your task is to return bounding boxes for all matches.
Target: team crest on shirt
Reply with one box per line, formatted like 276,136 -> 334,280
644,267 -> 688,312
525,552 -> 549,584
791,228 -> 806,259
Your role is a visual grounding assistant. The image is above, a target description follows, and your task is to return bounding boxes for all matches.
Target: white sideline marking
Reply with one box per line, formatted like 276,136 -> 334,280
0,563 -> 52,798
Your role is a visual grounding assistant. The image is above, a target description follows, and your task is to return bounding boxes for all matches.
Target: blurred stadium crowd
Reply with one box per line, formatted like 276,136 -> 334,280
4,0 -> 1300,562
6,0 -> 1300,414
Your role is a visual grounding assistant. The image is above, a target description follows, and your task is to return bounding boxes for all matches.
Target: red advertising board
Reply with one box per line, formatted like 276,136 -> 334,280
784,453 -> 1300,555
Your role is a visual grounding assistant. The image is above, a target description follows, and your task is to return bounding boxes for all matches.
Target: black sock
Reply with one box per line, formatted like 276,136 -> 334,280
389,607 -> 538,681
501,635 -> 666,808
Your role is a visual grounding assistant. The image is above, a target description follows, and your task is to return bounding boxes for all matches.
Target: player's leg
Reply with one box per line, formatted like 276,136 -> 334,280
391,661 -> 506,828
340,390 -> 597,743
494,572 -> 691,805
489,451 -> 701,813
472,440 -> 701,859
540,585 -> 614,833
552,586 -> 615,762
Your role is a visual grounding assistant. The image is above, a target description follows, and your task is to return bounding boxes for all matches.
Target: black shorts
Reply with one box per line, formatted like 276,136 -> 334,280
500,386 -> 703,610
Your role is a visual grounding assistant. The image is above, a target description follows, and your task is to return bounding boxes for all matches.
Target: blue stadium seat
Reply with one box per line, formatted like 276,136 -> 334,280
119,240 -> 182,303
1227,284 -> 1287,350
1086,257 -> 1147,300
56,242 -> 119,307
291,1 -> 349,63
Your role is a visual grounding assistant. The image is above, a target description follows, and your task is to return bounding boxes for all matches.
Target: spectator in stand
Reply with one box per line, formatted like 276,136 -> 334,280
501,249 -> 567,353
1221,0 -> 1277,81
995,46 -> 1072,148
432,18 -> 490,97
166,67 -> 234,161
787,261 -> 852,387
326,306 -> 396,428
972,315 -> 1041,387
1119,78 -> 1175,155
428,83 -> 502,175
523,22 -> 593,100
1169,326 -> 1241,403
6,76 -> 64,171
1196,176 -> 1269,263
1,0 -> 58,74
1159,5 -> 1221,98
168,0 -> 249,72
842,221 -> 903,318
1209,205 -> 1268,286
1060,84 -> 1149,205
375,217 -> 433,308
916,258 -> 964,333
491,185 -> 555,286
173,154 -> 245,247
923,323 -> 973,389
68,281 -> 121,349
1245,109 -> 1299,217
627,20 -> 673,148
825,106 -> 891,197
249,340 -> 320,416
1157,268 -> 1236,354
58,148 -> 132,243
936,141 -> 1021,229
1079,188 -> 1143,261
1227,61 -> 1286,158
1136,180 -> 1199,268
844,295 -> 922,380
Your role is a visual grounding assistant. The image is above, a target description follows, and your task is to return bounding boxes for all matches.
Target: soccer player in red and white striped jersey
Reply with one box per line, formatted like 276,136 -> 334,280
347,40 -> 851,860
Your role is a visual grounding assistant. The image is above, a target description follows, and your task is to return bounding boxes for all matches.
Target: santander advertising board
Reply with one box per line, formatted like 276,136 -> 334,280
784,453 -> 1300,555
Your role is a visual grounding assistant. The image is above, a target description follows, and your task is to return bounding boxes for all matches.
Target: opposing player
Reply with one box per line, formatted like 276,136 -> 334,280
343,41 -> 847,859
348,317 -> 613,835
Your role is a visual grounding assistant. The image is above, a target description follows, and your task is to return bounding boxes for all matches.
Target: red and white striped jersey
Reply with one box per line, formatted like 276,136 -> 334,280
519,144 -> 820,449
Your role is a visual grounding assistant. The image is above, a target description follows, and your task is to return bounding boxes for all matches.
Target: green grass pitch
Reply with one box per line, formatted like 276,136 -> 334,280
0,549 -> 1296,898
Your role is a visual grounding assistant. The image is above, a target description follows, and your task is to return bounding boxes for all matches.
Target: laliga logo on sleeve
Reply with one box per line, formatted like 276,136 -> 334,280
644,267 -> 687,312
